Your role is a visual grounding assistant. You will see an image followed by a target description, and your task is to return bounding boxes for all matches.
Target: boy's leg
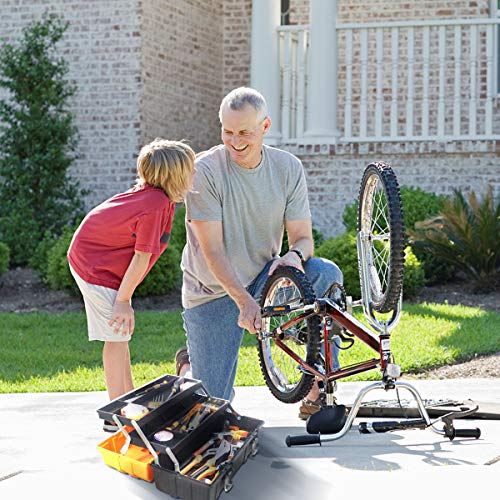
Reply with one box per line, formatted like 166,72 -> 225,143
183,295 -> 244,400
103,341 -> 134,400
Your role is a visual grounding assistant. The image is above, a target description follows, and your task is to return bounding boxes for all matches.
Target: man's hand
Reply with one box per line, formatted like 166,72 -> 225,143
268,251 -> 304,275
109,300 -> 135,337
236,294 -> 262,334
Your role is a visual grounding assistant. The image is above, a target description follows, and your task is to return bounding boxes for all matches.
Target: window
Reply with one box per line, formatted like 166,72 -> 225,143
281,0 -> 290,26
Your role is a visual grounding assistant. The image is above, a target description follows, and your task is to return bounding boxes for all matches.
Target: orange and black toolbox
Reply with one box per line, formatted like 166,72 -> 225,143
97,374 -> 263,499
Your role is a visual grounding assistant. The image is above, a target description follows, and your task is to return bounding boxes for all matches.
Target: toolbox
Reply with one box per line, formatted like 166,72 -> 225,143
96,374 -> 263,499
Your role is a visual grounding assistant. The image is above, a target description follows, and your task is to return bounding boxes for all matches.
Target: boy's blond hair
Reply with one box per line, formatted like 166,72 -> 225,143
137,139 -> 195,202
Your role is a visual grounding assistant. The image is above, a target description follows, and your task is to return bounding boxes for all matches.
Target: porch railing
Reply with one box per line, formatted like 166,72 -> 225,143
278,18 -> 500,144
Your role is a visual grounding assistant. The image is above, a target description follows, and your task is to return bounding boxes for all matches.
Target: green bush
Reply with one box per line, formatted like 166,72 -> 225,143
411,186 -> 499,292
0,13 -> 86,266
135,244 -> 182,297
342,186 -> 453,284
170,205 -> 187,251
316,232 -> 361,298
29,231 -> 57,279
0,242 -> 10,277
316,232 -> 426,300
342,186 -> 448,233
45,227 -> 79,294
403,247 -> 426,298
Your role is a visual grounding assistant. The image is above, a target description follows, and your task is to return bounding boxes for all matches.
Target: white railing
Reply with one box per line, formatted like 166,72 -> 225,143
278,18 -> 500,144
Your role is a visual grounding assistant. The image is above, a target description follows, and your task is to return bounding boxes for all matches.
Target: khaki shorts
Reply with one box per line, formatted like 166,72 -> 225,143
69,264 -> 131,342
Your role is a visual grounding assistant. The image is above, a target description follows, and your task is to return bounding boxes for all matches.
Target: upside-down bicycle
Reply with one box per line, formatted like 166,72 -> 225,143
257,162 -> 481,446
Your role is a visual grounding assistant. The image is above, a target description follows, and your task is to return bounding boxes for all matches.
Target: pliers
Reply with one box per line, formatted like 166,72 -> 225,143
190,439 -> 232,482
180,439 -> 217,476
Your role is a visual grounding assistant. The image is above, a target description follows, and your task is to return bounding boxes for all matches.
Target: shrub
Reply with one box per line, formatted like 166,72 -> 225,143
411,186 -> 499,292
0,242 -> 10,277
29,231 -> 57,279
170,205 -> 187,251
316,232 -> 426,300
342,186 -> 448,233
403,247 -> 426,298
135,244 -> 182,297
45,227 -> 79,294
0,13 -> 86,266
342,186 -> 453,284
316,232 -> 361,298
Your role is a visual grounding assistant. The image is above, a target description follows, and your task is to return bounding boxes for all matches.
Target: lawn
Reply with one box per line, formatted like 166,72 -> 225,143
0,302 -> 498,393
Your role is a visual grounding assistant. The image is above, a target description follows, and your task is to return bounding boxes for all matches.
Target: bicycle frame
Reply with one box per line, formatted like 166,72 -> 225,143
261,297 -> 401,386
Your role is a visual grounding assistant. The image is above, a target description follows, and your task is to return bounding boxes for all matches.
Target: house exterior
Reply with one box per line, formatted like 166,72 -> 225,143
1,0 -> 498,236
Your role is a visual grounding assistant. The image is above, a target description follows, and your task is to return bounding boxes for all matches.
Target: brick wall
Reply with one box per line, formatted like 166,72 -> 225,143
289,0 -> 492,24
140,0 -> 224,152
0,0 -> 143,209
222,0 -> 252,94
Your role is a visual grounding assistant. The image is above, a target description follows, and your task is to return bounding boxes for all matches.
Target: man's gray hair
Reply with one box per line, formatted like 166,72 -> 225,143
219,87 -> 269,122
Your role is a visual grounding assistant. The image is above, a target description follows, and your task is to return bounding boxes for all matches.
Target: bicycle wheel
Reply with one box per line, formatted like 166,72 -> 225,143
357,162 -> 405,313
258,267 -> 321,404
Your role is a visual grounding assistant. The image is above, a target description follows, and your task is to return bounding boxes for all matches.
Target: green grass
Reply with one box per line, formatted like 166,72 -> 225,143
1,302 -> 498,393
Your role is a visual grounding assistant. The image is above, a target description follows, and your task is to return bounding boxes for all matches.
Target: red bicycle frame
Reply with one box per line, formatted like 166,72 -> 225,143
269,298 -> 393,383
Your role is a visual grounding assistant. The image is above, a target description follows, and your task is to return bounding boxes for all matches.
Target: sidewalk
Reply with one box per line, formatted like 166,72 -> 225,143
0,379 -> 498,499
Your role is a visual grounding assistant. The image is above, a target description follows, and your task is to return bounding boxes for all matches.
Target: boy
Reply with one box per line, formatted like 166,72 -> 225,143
68,139 -> 195,429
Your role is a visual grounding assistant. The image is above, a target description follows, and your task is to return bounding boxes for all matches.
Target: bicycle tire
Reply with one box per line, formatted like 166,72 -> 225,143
357,162 -> 405,313
258,267 -> 321,404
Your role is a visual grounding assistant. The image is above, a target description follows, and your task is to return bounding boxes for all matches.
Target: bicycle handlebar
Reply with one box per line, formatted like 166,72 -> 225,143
447,427 -> 481,440
286,434 -> 321,447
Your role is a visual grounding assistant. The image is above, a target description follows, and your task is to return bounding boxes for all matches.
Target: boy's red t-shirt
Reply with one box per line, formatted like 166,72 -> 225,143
68,184 -> 176,290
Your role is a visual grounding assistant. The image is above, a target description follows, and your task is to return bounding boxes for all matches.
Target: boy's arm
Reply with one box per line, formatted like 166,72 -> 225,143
109,250 -> 152,337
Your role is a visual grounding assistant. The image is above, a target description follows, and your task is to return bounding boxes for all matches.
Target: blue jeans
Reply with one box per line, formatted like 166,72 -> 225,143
182,258 -> 343,400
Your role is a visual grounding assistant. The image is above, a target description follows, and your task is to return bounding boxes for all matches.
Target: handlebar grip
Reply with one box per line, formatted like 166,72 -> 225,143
286,434 -> 321,447
359,419 -> 427,434
452,428 -> 481,439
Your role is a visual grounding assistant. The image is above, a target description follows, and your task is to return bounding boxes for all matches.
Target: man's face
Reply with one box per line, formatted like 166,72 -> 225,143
220,104 -> 271,169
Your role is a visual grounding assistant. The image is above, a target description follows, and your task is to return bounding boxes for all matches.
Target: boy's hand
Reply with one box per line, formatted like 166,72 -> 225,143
109,301 -> 135,336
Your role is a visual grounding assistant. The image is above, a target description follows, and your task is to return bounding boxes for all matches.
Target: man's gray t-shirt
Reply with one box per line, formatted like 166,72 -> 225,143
181,144 -> 311,309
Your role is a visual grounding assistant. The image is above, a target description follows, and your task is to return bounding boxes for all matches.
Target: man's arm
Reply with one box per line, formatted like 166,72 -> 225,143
109,250 -> 152,337
190,219 -> 262,334
268,218 -> 314,275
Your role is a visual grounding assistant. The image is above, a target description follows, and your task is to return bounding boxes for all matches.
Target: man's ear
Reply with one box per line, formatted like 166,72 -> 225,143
262,117 -> 271,135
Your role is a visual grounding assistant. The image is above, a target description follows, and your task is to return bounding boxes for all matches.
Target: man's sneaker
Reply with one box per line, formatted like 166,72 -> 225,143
103,420 -> 119,433
298,393 -> 327,421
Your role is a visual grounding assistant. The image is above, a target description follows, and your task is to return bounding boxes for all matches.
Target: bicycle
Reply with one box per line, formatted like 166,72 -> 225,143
257,162 -> 481,446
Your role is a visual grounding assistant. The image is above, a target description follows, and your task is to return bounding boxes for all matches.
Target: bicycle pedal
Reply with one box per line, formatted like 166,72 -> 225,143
261,305 -> 291,317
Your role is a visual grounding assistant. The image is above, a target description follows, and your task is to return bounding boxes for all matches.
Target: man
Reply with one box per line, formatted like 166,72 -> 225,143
178,87 -> 342,418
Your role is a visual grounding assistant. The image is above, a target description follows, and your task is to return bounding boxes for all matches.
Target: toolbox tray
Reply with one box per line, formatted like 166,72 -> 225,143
152,411 -> 263,500
127,393 -> 231,457
97,374 -> 203,428
97,427 -> 154,482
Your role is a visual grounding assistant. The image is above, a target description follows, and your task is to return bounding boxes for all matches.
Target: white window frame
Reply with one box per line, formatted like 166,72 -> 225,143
492,0 -> 499,95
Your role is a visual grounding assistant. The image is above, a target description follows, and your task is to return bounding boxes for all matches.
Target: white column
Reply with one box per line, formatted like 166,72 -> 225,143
250,0 -> 281,145
304,0 -> 339,143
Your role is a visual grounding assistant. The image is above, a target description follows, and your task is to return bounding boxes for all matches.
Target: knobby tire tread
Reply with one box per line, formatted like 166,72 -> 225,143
357,162 -> 405,313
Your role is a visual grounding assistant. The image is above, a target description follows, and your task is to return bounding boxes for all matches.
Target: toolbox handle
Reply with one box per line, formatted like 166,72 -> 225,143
112,414 -> 132,455
130,419 -> 161,466
164,446 -> 181,474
